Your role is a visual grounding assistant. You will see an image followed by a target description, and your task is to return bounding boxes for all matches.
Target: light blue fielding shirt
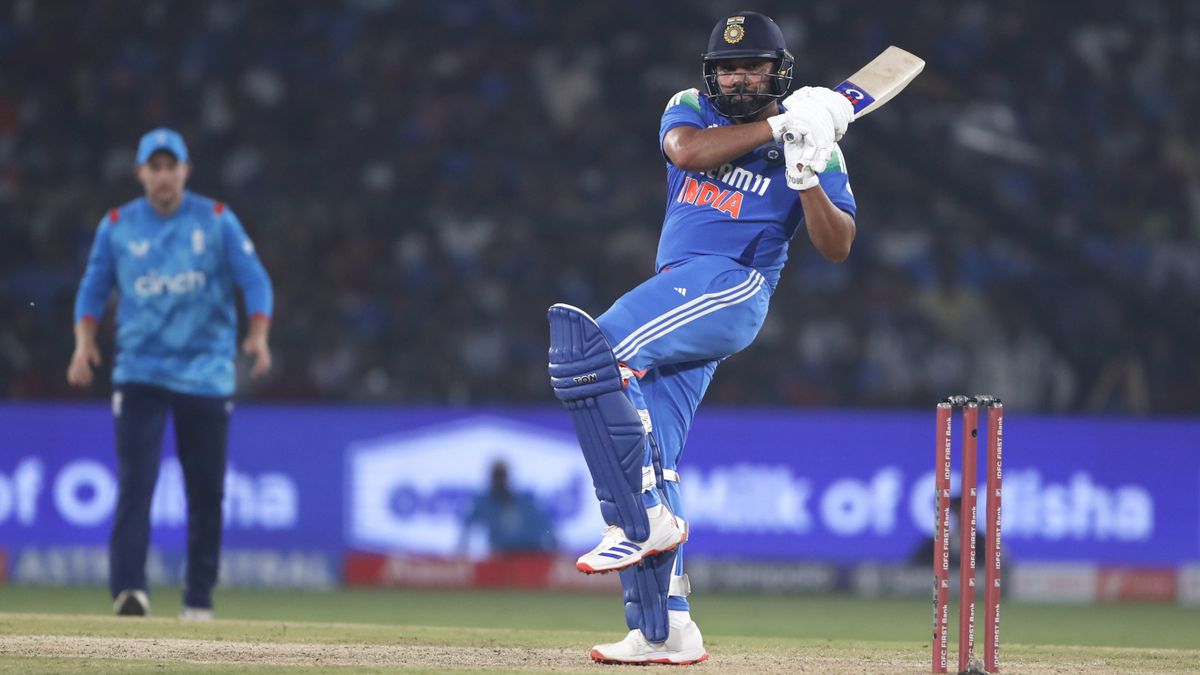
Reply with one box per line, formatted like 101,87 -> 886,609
657,88 -> 857,290
73,191 -> 273,396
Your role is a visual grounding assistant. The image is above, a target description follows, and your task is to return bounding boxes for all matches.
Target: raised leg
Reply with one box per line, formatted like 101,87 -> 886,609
547,304 -> 683,575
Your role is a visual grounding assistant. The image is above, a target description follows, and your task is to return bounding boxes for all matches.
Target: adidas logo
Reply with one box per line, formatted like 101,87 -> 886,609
674,287 -> 687,297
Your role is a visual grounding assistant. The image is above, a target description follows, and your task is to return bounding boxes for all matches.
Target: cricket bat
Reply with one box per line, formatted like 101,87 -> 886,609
782,46 -> 925,142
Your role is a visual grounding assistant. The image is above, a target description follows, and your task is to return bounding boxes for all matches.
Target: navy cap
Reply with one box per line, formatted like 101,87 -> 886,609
704,11 -> 788,60
136,128 -> 189,165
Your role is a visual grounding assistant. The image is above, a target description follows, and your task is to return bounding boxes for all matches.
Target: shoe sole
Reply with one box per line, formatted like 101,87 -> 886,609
115,595 -> 146,616
575,530 -> 688,575
590,649 -> 710,665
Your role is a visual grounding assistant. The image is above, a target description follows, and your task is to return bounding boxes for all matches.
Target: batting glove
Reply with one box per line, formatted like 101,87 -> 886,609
768,90 -> 819,142
780,86 -> 814,111
806,87 -> 854,140
782,86 -> 854,140
766,110 -> 794,143
781,99 -> 835,166
785,138 -> 827,191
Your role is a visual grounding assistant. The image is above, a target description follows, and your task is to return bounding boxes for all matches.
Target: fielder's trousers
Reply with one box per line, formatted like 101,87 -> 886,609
109,382 -> 230,609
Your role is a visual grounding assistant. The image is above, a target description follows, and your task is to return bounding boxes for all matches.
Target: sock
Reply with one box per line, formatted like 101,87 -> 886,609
642,488 -> 662,508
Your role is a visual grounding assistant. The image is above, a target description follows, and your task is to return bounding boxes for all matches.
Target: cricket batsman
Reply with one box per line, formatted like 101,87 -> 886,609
547,11 -> 856,664
67,128 -> 273,619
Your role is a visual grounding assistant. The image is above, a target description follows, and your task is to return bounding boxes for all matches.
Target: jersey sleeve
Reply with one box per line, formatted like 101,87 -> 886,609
659,88 -> 705,160
73,216 -> 116,323
817,143 -> 857,218
220,207 -> 274,320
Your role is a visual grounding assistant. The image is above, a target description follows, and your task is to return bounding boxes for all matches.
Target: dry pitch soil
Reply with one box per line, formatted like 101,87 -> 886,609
3,633 -> 1192,673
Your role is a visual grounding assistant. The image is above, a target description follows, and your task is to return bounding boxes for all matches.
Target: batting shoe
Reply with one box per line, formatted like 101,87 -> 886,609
576,503 -> 686,574
179,607 -> 215,622
113,589 -> 150,617
590,609 -> 709,665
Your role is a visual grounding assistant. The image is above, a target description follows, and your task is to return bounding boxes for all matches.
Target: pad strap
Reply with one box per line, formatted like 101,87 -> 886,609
669,572 -> 691,597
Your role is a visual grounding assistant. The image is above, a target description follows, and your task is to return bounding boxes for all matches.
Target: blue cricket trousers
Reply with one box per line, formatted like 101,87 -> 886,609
596,254 -> 771,610
596,254 -> 772,475
110,382 -> 230,609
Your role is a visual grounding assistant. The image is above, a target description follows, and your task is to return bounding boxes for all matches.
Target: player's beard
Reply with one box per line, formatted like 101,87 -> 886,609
721,84 -> 770,119
720,90 -> 768,118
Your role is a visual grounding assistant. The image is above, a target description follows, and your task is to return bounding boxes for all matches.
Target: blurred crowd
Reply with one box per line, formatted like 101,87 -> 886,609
1,0 -> 1196,413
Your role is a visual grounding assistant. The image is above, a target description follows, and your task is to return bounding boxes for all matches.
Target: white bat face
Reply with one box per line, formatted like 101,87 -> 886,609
780,46 -> 923,143
839,46 -> 925,120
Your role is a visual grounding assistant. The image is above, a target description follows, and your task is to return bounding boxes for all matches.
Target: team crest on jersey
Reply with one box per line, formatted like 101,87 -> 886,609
128,240 -> 150,257
192,227 -> 205,254
723,17 -> 745,44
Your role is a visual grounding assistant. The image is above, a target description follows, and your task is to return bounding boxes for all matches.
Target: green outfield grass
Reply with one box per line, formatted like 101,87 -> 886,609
1,586 -> 1198,672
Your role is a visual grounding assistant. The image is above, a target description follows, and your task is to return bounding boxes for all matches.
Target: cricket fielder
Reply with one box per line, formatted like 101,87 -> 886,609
67,128 -> 273,620
547,11 -> 856,664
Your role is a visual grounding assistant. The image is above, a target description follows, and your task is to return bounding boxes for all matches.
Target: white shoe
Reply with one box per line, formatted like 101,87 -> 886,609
179,607 -> 214,622
576,503 -> 686,574
113,589 -> 150,617
590,610 -> 709,665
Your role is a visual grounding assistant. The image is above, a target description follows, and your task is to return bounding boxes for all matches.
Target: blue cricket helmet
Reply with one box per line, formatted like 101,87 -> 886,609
701,11 -> 794,120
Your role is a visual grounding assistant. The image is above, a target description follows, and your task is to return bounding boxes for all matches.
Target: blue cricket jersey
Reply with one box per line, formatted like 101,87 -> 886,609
73,191 -> 273,396
657,88 -> 857,289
